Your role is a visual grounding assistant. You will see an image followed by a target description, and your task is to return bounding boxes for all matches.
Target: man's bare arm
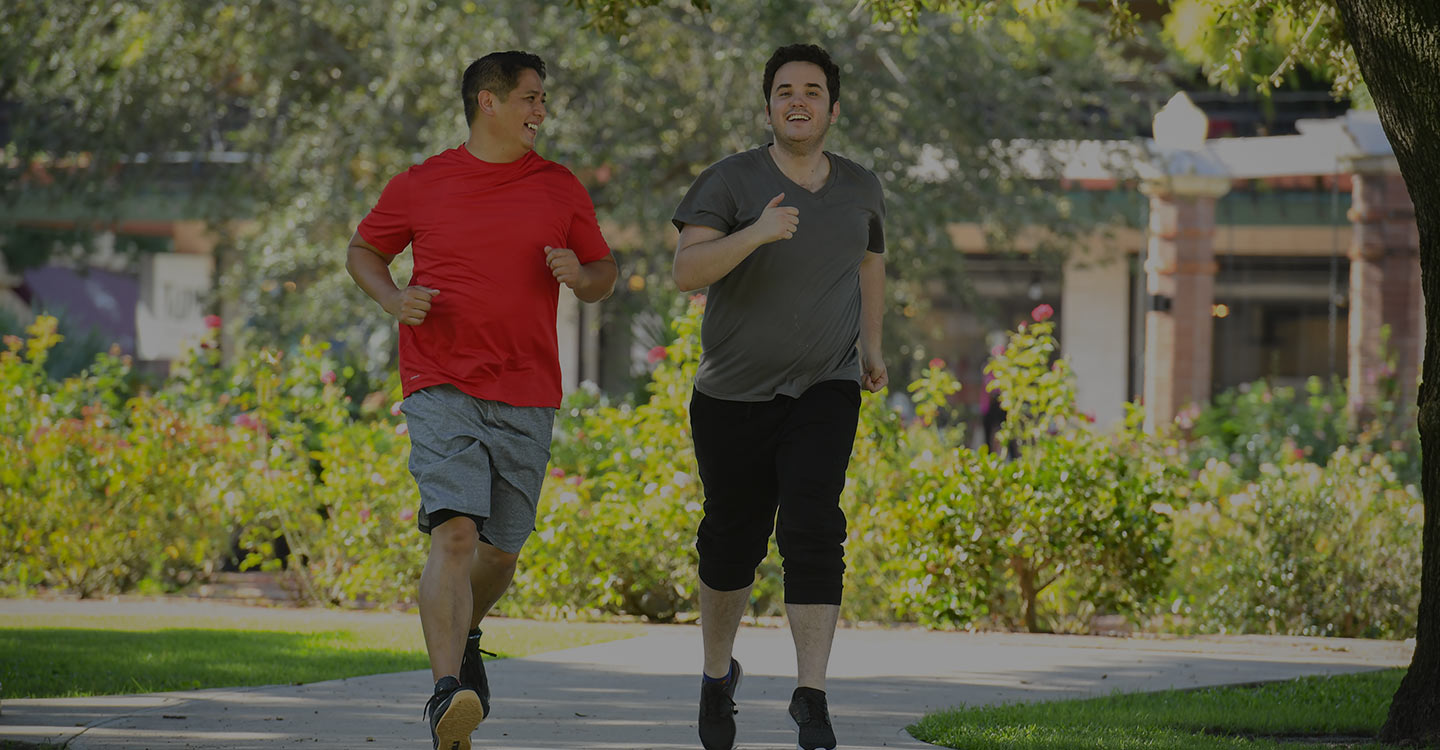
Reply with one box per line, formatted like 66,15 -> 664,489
672,192 -> 798,292
345,232 -> 437,325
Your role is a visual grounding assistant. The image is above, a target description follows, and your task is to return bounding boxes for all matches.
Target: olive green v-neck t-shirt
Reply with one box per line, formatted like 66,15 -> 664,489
673,145 -> 886,402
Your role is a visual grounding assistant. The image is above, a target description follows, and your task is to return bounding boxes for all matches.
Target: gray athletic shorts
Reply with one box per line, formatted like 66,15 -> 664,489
400,384 -> 555,554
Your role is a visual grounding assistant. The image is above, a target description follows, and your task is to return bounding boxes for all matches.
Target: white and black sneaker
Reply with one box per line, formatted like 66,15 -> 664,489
423,675 -> 484,750
788,686 -> 836,750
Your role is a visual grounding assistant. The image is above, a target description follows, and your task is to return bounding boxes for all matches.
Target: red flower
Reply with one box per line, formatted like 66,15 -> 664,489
204,314 -> 223,329
928,358 -> 946,370
647,345 -> 668,364
1031,303 -> 1054,322
320,370 -> 337,385
390,401 -> 403,417
550,467 -> 565,478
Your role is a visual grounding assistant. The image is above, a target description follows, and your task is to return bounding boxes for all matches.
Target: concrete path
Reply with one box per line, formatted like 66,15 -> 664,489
0,605 -> 1413,749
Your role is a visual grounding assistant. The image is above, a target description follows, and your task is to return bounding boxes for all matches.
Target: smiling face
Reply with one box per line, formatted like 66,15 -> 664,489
481,67 -> 547,159
766,61 -> 838,150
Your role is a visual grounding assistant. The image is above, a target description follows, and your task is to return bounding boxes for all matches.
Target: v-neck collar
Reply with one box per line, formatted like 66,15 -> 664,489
762,144 -> 835,198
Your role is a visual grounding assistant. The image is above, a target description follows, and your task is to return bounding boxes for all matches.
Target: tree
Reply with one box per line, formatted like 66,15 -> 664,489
1332,5 -> 1440,737
3,0 -> 1166,388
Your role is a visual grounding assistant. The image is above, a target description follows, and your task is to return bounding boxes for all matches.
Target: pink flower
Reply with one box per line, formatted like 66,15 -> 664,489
204,314 -> 223,329
399,508 -> 415,522
550,467 -> 565,478
390,401 -> 403,417
648,346 -> 668,364
358,507 -> 371,523
1082,412 -> 1096,423
1031,303 -> 1054,322
395,423 -> 409,436
569,475 -> 583,486
320,370 -> 337,385
928,358 -> 946,370
231,412 -> 262,430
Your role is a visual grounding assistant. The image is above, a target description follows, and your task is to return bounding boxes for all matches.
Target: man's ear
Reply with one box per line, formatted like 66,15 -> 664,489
476,90 -> 496,117
829,101 -> 839,124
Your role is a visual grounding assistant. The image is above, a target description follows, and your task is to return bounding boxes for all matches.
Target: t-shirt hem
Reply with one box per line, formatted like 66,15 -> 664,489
694,372 -> 862,403
402,376 -> 562,409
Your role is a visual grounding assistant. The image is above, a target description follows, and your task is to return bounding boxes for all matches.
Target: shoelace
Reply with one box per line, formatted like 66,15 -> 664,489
792,693 -> 831,727
466,633 -> 497,659
703,682 -> 738,716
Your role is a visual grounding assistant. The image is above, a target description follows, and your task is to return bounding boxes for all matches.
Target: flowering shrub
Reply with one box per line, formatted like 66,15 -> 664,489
884,307 -> 1183,632
0,305 -> 1419,640
1168,446 -> 1420,638
510,298 -> 706,620
0,317 -> 231,597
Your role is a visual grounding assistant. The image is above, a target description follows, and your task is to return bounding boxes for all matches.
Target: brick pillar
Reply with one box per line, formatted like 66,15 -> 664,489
1141,176 -> 1230,433
1347,162 -> 1421,416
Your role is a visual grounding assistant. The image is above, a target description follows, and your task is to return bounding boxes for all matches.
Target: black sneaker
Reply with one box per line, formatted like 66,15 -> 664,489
698,658 -> 743,750
423,675 -> 484,750
788,686 -> 836,750
458,629 -> 496,719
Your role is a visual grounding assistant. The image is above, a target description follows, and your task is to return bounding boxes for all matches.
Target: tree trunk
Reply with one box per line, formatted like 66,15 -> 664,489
1333,1 -> 1440,744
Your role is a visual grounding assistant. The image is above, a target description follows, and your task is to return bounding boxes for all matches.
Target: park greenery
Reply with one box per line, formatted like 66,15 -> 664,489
911,668 -> 1408,750
0,301 -> 1420,642
4,0 -> 1436,741
3,0 -> 1173,383
0,606 -> 638,699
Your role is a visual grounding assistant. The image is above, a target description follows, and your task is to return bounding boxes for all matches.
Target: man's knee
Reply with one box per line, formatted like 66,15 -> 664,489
476,539 -> 520,569
429,515 -> 480,560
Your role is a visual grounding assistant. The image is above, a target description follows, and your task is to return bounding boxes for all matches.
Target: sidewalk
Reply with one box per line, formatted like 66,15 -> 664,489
0,601 -> 1414,750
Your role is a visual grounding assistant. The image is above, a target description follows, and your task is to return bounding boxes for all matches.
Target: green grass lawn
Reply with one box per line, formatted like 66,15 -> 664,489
0,606 -> 640,699
911,668 -> 1408,750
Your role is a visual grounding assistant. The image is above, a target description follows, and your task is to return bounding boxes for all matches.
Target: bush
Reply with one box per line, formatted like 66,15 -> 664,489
881,312 -> 1182,632
0,317 -> 231,597
0,305 -> 1418,641
1167,446 -> 1421,639
1181,328 -> 1418,487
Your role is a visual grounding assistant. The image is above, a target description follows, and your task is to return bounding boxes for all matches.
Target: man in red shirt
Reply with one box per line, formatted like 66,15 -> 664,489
345,50 -> 616,750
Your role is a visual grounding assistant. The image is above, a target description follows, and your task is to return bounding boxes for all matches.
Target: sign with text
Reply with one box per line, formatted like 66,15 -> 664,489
136,253 -> 213,360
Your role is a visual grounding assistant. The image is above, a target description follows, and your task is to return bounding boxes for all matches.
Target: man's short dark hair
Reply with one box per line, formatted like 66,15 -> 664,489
462,51 -> 547,125
763,44 -> 840,107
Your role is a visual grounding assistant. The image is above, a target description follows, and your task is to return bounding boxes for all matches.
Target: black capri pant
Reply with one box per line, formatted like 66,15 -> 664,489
689,379 -> 861,605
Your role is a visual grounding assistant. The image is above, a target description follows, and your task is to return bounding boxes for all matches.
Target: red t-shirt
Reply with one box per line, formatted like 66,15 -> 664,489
357,147 -> 611,407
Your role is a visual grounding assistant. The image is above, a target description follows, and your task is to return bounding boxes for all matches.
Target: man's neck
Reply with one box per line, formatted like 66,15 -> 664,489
769,141 -> 829,190
464,134 -> 528,164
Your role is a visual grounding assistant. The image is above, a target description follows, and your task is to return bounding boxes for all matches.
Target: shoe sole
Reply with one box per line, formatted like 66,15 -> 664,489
791,715 -> 835,750
435,690 -> 486,750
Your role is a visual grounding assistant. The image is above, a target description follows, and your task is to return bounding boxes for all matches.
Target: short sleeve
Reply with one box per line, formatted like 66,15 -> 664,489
867,173 -> 886,254
356,171 -> 414,256
672,164 -> 738,234
566,177 -> 611,264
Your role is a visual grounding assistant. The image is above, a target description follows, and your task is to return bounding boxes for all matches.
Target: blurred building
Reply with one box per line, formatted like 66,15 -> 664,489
924,103 -> 1419,432
1,104 -> 1419,431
